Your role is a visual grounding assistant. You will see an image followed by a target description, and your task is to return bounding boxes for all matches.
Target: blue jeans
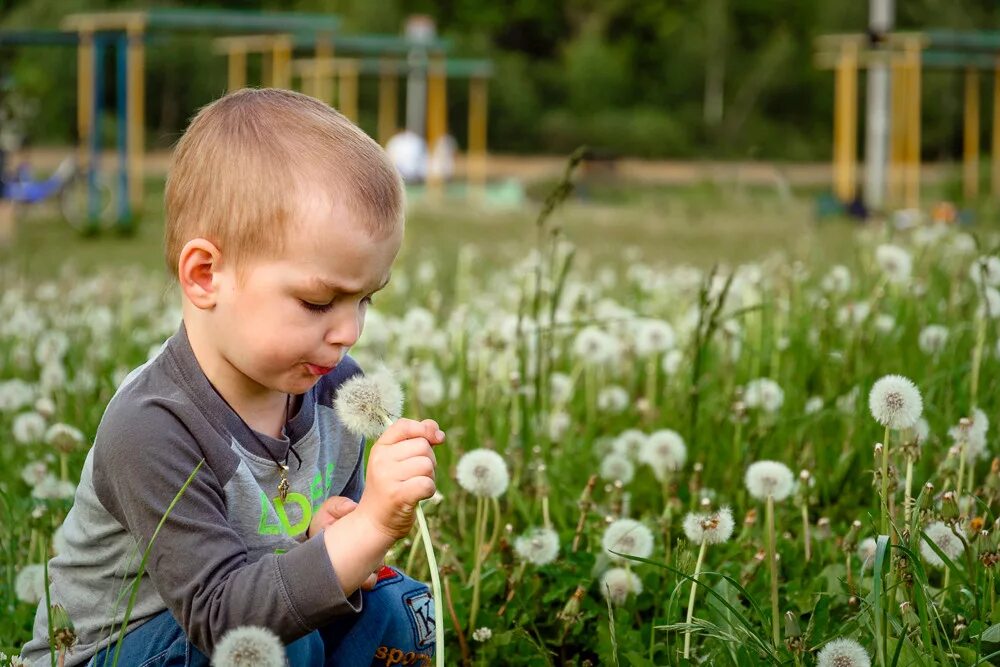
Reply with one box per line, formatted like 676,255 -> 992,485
87,567 -> 434,667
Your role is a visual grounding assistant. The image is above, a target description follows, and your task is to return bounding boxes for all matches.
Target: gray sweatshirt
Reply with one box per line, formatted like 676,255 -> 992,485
21,324 -> 367,665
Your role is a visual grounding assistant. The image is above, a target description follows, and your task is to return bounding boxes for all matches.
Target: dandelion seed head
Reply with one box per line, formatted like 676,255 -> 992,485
638,429 -> 686,480
44,423 -> 85,453
514,527 -> 560,566
682,507 -> 735,545
920,521 -> 965,568
12,411 -> 46,444
600,567 -> 643,606
212,626 -> 285,667
743,378 -> 784,413
333,367 -> 404,439
472,627 -> 493,642
745,460 -> 795,501
816,637 -> 871,667
857,538 -> 877,568
918,325 -> 949,355
868,375 -> 923,430
599,452 -> 635,485
875,244 -> 913,285
14,564 -> 45,605
601,518 -> 654,563
456,449 -> 510,498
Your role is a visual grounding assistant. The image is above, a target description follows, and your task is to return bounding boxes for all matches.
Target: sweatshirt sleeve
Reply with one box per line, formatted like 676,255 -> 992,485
92,399 -> 361,654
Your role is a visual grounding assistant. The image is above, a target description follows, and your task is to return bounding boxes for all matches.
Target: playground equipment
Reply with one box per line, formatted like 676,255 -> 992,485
816,29 -> 1000,212
213,21 -> 493,201
55,9 -> 343,231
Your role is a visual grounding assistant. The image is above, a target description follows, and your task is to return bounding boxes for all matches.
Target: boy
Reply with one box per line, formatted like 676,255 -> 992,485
21,88 -> 443,666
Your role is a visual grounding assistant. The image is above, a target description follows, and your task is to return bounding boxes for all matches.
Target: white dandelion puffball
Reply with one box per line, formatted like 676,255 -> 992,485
745,460 -> 795,501
979,286 -> 1000,320
918,325 -> 949,356
743,378 -> 784,413
913,417 -> 930,446
44,423 -> 85,452
682,507 -> 735,545
868,375 -> 923,430
821,265 -> 852,294
514,527 -> 560,566
572,326 -> 622,367
472,627 -> 493,643
21,461 -> 48,486
612,429 -> 647,459
857,538 -> 877,569
601,518 -> 654,563
456,449 -> 510,498
633,318 -> 676,357
600,567 -> 643,606
949,408 -> 990,462
599,453 -> 635,484
969,255 -> 1000,287
12,411 -> 46,444
638,429 -> 687,481
920,521 -> 965,569
804,396 -> 824,415
662,349 -> 683,375
596,385 -> 629,414
212,626 -> 285,667
816,638 -> 871,667
547,410 -> 572,441
333,367 -> 404,440
875,244 -> 913,285
15,564 -> 46,604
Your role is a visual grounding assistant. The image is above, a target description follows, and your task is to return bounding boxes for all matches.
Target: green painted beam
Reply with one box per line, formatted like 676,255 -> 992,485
299,57 -> 492,78
925,29 -> 1000,52
285,32 -> 450,54
922,50 -> 999,70
146,8 -> 341,33
0,29 -> 79,46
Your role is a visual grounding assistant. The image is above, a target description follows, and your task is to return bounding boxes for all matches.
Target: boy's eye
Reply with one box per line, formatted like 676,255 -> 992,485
300,299 -> 334,313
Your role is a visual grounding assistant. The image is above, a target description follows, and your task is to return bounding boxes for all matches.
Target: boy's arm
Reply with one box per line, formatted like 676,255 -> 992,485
93,404 -> 361,655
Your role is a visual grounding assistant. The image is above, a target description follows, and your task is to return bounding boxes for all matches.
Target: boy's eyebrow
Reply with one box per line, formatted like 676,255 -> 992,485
305,272 -> 391,294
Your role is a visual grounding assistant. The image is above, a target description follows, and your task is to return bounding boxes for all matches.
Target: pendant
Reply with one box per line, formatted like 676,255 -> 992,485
277,464 -> 290,501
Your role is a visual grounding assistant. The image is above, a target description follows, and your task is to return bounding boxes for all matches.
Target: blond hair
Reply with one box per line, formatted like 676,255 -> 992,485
164,88 -> 404,278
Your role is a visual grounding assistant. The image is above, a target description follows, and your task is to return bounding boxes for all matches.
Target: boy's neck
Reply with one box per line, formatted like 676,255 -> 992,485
185,319 -> 289,439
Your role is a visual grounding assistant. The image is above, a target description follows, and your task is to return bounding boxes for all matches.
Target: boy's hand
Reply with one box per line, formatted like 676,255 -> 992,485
309,496 -> 381,590
356,418 -> 445,541
309,496 -> 359,539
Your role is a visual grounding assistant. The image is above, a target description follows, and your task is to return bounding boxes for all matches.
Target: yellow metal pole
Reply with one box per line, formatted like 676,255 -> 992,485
845,41 -> 858,202
272,36 -> 292,90
338,59 -> 359,122
426,54 -> 447,199
315,38 -> 333,103
126,21 -> 145,216
77,28 -> 94,170
993,59 -> 1000,199
468,77 -> 488,201
227,44 -> 246,92
832,41 -> 857,202
964,67 -> 981,201
904,40 -> 922,210
377,59 -> 398,146
888,54 -> 906,207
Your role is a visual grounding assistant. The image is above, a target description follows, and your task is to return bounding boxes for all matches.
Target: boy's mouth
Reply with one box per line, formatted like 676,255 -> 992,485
305,363 -> 335,376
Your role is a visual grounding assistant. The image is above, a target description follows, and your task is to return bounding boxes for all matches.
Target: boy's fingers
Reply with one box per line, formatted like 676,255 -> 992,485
322,496 -> 358,519
390,438 -> 437,466
376,418 -> 429,447
420,419 -> 446,444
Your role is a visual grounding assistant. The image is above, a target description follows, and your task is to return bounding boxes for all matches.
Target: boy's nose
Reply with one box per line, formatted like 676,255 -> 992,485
325,313 -> 361,347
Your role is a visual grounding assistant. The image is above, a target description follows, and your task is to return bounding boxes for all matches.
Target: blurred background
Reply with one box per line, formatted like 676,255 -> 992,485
0,0 -> 998,274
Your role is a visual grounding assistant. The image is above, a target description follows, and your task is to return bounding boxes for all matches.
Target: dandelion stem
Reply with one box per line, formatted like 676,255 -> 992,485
800,503 -> 811,563
59,453 -> 68,483
880,426 -> 891,537
468,495 -> 487,632
904,456 -> 914,525
405,525 -> 424,574
971,313 -> 987,410
766,494 -> 780,648
683,539 -> 708,659
956,441 -> 967,506
414,506 -> 445,667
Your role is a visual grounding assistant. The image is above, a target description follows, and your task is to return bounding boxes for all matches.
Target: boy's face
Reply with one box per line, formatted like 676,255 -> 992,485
212,189 -> 402,397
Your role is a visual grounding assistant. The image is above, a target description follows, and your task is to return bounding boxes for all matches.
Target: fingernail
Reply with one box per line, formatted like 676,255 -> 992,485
435,429 -> 445,441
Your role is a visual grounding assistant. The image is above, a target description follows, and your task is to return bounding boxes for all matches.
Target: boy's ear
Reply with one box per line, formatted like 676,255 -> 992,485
178,238 -> 223,310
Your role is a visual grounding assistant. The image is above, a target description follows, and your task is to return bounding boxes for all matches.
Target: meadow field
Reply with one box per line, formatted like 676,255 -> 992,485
2,173 -> 999,666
